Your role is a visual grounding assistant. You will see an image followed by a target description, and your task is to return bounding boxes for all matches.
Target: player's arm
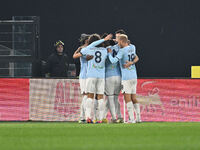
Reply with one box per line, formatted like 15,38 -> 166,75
84,34 -> 113,61
124,55 -> 139,68
73,34 -> 112,59
133,54 -> 139,63
73,47 -> 82,59
87,34 -> 113,48
73,46 -> 93,60
108,48 -> 123,64
86,55 -> 94,61
73,36 -> 109,59
79,47 -> 94,61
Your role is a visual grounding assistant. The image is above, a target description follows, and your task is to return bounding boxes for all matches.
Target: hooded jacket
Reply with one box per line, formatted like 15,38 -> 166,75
45,50 -> 69,77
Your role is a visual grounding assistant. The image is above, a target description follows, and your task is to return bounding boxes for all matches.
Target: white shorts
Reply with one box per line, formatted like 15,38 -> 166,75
79,79 -> 87,94
105,76 -> 121,96
86,78 -> 105,94
121,79 -> 137,94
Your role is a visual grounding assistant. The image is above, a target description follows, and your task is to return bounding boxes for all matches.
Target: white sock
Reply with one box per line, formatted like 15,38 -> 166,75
80,95 -> 87,120
98,99 -> 105,121
94,99 -> 99,120
108,96 -> 117,120
85,98 -> 93,119
114,95 -> 122,119
83,95 -> 87,113
133,103 -> 141,121
103,98 -> 109,119
126,101 -> 135,122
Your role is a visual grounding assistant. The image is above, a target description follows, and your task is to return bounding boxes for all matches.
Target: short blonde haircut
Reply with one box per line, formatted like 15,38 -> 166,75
118,34 -> 128,43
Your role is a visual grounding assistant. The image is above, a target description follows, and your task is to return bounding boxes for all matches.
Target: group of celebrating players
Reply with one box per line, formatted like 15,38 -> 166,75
73,29 -> 141,124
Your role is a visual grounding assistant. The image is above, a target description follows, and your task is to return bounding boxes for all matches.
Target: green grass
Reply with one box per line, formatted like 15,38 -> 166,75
0,122 -> 200,150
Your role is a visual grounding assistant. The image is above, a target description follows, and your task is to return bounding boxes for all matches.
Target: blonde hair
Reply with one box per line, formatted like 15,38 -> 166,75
118,34 -> 128,43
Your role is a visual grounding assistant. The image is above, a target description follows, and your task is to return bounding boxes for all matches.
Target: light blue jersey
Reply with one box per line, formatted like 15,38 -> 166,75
108,44 -> 137,80
82,46 -> 108,79
79,39 -> 105,79
79,47 -> 87,79
105,44 -> 121,78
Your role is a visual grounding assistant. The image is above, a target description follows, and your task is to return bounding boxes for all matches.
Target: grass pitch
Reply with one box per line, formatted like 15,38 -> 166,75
0,122 -> 199,150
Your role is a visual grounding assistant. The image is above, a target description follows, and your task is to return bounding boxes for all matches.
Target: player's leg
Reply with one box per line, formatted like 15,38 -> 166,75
85,78 -> 95,122
107,95 -> 117,121
113,76 -> 123,122
79,94 -> 87,122
96,78 -> 107,122
86,93 -> 94,122
105,77 -> 117,122
79,79 -> 87,123
131,94 -> 141,122
94,94 -> 99,121
131,79 -> 141,123
114,95 -> 123,122
96,94 -> 105,122
103,97 -> 109,120
122,80 -> 135,123
124,93 -> 135,123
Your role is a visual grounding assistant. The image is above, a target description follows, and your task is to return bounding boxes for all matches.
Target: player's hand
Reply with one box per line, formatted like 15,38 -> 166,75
77,47 -> 82,52
74,47 -> 82,53
86,55 -> 94,61
123,61 -> 134,68
104,34 -> 113,41
107,48 -> 112,53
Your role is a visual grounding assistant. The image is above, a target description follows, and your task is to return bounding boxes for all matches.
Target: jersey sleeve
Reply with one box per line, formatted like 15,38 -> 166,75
108,50 -> 123,64
80,48 -> 88,56
87,39 -> 105,49
107,45 -> 112,49
130,44 -> 136,55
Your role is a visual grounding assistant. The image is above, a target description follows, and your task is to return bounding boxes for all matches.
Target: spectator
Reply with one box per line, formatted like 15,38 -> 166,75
45,40 -> 69,77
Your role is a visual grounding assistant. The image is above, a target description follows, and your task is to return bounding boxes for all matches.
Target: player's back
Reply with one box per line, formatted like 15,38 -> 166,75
105,44 -> 121,78
120,44 -> 137,80
79,47 -> 88,79
86,47 -> 108,79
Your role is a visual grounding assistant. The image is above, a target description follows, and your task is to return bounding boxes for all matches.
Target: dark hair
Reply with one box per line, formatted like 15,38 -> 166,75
88,34 -> 101,45
100,33 -> 109,47
101,33 -> 108,39
101,33 -> 116,47
115,29 -> 126,35
79,33 -> 90,46
109,40 -> 116,46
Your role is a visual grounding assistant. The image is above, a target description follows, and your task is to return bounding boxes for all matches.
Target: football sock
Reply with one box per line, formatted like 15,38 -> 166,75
98,99 -> 105,121
79,95 -> 87,120
94,99 -> 99,120
133,103 -> 141,121
108,96 -> 117,120
127,101 -> 135,122
85,98 -> 93,119
114,95 -> 122,119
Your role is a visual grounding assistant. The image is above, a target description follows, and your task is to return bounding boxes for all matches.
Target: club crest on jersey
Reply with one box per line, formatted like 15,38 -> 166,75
110,64 -> 116,69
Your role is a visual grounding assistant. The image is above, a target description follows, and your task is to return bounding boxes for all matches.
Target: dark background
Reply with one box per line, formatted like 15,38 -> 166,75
0,0 -> 199,77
